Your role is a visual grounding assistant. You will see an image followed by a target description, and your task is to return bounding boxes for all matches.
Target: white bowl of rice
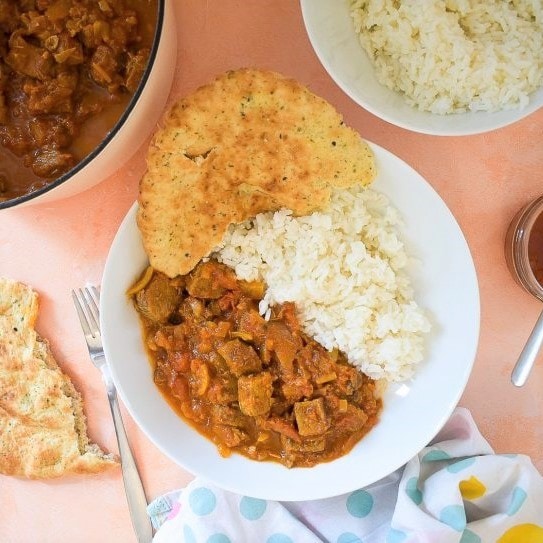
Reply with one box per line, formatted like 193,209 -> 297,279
301,0 -> 543,136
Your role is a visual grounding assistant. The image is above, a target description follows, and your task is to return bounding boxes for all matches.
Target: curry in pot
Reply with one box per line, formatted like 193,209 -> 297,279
0,0 -> 158,201
131,260 -> 382,468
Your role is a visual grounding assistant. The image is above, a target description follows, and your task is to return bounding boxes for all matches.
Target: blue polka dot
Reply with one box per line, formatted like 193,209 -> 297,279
446,457 -> 476,473
240,496 -> 267,520
387,529 -> 407,543
439,505 -> 466,532
189,487 -> 216,516
507,486 -> 527,516
405,477 -> 422,505
183,524 -> 197,543
267,534 -> 293,543
421,449 -> 451,462
337,533 -> 362,543
346,490 -> 374,518
460,529 -> 481,543
207,535 -> 231,543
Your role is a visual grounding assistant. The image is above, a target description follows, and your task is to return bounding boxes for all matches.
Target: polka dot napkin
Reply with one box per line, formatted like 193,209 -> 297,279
147,408 -> 543,542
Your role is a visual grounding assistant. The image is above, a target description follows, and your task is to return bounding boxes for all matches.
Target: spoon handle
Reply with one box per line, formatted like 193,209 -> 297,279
512,309 -> 543,386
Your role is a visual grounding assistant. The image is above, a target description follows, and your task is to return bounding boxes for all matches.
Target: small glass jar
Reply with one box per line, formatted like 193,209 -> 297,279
505,195 -> 543,302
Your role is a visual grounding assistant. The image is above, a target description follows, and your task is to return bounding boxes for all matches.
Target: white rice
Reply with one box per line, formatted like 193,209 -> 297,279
212,186 -> 431,382
349,0 -> 543,114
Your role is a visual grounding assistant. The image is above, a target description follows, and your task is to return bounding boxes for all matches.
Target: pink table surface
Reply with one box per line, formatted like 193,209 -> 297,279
1,2 -> 542,541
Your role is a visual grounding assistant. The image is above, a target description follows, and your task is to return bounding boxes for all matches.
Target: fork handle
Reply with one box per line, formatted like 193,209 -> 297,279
104,372 -> 154,543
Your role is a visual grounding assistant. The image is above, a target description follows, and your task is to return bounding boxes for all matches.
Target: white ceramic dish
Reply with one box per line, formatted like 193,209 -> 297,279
0,0 -> 177,210
101,141 -> 480,501
300,0 -> 543,136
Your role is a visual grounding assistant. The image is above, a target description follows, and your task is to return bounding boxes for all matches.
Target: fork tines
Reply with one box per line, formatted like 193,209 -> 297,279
71,286 -> 101,337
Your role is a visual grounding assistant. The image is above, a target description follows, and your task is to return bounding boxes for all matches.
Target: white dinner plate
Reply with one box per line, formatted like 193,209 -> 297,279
101,141 -> 480,501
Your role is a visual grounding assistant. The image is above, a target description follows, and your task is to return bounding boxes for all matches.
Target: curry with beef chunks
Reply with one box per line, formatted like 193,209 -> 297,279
0,0 -> 158,201
130,260 -> 382,468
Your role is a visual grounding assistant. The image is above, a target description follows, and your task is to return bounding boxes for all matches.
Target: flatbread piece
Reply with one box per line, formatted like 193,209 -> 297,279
138,68 -> 376,277
0,278 -> 117,478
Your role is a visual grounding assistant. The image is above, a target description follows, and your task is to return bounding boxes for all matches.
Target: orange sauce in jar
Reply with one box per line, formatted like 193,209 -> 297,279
528,211 -> 543,285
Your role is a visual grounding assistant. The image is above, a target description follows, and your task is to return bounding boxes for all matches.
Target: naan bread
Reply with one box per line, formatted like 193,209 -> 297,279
0,278 -> 117,478
138,69 -> 376,277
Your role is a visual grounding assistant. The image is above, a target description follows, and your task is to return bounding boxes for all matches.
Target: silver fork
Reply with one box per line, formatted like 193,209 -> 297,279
72,286 -> 154,543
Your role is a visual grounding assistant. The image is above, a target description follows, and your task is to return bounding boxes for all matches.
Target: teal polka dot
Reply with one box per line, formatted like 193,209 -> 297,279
387,529 -> 407,543
189,487 -> 216,516
346,490 -> 374,518
183,524 -> 197,543
440,504 -> 466,532
446,457 -> 476,473
421,449 -> 451,462
507,486 -> 527,516
337,533 -> 362,543
207,535 -> 231,543
405,477 -> 422,505
460,529 -> 481,543
240,496 -> 267,520
267,535 -> 293,543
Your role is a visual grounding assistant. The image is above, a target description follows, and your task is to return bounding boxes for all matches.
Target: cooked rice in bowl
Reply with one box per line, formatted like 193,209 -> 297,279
213,185 -> 431,382
349,0 -> 543,114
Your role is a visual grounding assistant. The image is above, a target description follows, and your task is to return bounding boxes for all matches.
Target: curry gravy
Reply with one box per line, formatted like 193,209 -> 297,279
131,261 -> 382,468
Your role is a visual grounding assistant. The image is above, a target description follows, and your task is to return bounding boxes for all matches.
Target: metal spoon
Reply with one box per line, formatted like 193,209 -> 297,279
511,309 -> 543,386
505,196 -> 543,387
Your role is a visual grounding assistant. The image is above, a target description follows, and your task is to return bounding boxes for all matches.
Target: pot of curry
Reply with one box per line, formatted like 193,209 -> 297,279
0,0 -> 177,209
130,260 -> 382,468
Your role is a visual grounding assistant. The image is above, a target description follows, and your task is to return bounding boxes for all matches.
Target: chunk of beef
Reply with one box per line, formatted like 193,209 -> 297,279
238,372 -> 272,417
282,435 -> 325,454
298,343 -> 337,385
281,377 -> 313,403
79,20 -> 111,49
53,33 -> 84,65
205,379 -> 238,405
1,125 -> 31,156
90,44 -> 122,91
217,339 -> 262,377
30,146 -> 74,178
135,272 -> 179,323
7,33 -> 54,81
211,404 -> 249,428
124,48 -> 149,93
334,405 -> 369,433
238,280 -> 265,300
20,13 -> 52,40
108,12 -> 138,52
24,72 -> 77,114
294,397 -> 329,437
45,0 -> 72,22
29,117 -> 73,148
333,364 -> 362,396
234,308 -> 266,342
178,297 -> 204,321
